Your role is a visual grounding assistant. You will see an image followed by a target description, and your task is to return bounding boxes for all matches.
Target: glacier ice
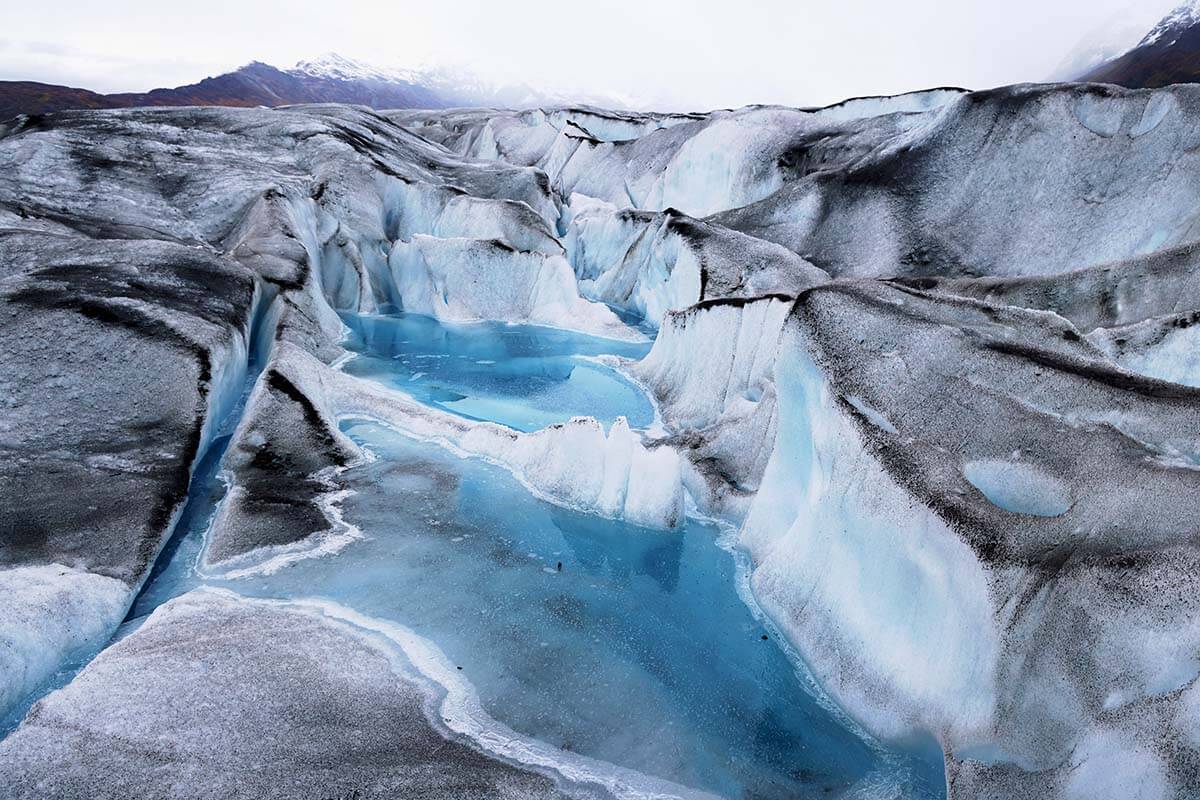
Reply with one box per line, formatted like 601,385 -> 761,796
740,324 -> 1000,749
0,565 -> 130,720
631,296 -> 792,517
315,344 -> 685,529
388,234 -> 643,340
0,230 -> 261,722
714,84 -> 1200,279
0,588 -> 581,799
562,193 -> 824,326
739,280 -> 1200,797
5,82 -> 1200,799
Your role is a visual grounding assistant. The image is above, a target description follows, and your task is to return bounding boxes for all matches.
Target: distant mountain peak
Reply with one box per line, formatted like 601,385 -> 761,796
0,52 -> 646,121
290,53 -> 424,85
1075,2 -> 1200,89
287,53 -> 642,110
1138,1 -> 1200,49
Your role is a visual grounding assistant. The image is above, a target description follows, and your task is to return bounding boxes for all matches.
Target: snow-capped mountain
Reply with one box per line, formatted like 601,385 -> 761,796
1079,1 -> 1200,87
0,53 -> 640,120
290,52 -> 426,85
1137,0 -> 1200,49
291,52 -> 641,110
1047,10 -> 1161,82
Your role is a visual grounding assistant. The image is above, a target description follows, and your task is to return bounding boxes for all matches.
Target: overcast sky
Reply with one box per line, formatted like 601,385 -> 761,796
0,0 -> 1181,110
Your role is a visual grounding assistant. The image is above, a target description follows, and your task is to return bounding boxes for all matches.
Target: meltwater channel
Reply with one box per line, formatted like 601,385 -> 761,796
124,311 -> 945,800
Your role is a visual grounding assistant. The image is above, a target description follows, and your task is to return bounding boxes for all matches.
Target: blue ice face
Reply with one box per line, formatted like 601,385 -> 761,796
339,312 -> 655,432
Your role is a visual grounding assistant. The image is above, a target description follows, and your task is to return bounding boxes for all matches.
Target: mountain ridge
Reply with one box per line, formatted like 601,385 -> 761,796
1080,2 -> 1200,88
0,53 -> 635,120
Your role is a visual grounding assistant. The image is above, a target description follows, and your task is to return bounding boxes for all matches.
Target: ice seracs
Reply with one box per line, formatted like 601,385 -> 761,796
562,194 -> 824,326
632,296 -> 793,518
388,234 -> 642,341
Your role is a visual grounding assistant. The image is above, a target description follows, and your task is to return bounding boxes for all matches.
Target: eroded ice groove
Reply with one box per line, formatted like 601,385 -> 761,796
0,231 -> 271,730
0,566 -> 128,732
0,320 -> 266,734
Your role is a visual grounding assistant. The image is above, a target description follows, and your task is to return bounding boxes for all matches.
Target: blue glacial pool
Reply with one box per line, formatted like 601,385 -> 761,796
123,311 -> 944,799
339,311 -> 655,432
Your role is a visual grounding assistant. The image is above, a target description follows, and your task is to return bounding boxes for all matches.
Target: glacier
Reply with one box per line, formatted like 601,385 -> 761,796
2,81 -> 1200,799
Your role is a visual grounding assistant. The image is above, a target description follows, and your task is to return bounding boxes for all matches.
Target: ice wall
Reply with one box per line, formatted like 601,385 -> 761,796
632,297 -> 793,517
738,282 -> 1200,798
563,195 -> 825,326
387,235 -> 641,341
740,324 -> 999,748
